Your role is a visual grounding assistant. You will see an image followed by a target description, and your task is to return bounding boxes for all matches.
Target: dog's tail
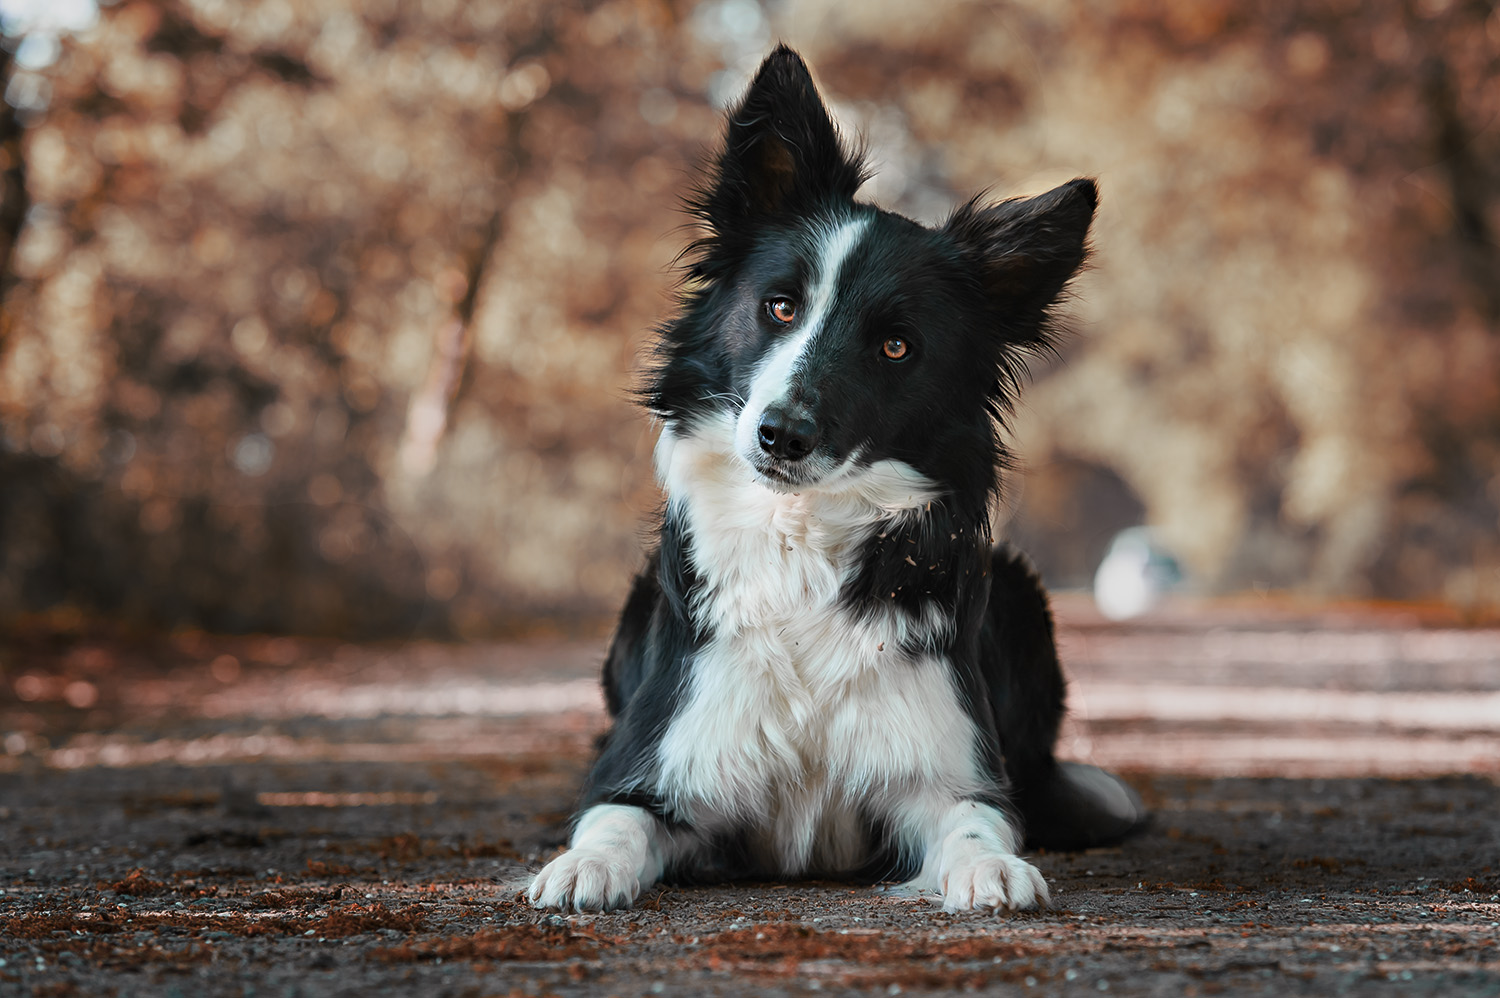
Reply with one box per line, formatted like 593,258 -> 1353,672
1018,761 -> 1148,851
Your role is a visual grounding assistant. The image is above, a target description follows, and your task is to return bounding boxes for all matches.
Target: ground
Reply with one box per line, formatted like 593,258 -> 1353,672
1,597 -> 1498,997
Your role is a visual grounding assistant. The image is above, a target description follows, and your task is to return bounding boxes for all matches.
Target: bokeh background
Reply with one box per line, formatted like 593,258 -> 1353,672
3,0 -> 1500,640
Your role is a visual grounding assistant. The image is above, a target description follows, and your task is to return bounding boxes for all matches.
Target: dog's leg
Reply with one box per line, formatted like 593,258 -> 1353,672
600,557 -> 660,717
527,804 -> 671,911
983,543 -> 1147,849
906,797 -> 1049,912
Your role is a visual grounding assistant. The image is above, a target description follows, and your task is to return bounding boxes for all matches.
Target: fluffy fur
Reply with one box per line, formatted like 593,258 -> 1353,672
528,46 -> 1144,914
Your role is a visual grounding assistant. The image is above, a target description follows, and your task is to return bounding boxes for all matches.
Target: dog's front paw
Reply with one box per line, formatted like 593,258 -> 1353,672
941,853 -> 1049,912
527,848 -> 642,912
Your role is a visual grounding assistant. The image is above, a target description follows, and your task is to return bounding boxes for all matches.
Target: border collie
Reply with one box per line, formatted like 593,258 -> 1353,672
529,46 -> 1145,913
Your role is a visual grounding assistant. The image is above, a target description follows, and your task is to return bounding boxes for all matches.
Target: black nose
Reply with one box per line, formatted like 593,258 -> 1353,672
757,407 -> 819,462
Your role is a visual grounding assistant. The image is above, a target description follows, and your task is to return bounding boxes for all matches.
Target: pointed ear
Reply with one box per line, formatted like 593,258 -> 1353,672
698,45 -> 866,227
946,178 -> 1097,340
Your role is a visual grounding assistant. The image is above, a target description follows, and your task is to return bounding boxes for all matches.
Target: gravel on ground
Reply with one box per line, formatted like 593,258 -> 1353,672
2,597 -> 1497,997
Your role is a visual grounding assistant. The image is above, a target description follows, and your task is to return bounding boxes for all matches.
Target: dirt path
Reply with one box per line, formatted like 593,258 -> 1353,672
2,599 -> 1498,996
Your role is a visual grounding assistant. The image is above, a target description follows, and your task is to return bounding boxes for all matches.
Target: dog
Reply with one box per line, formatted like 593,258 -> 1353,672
528,46 -> 1145,913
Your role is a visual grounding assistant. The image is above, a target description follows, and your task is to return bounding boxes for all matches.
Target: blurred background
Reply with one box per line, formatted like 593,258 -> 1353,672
2,0 -> 1500,641
2,12 -> 1498,983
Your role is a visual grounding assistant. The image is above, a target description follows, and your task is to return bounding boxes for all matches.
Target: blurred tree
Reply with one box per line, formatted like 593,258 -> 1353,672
0,47 -> 27,296
0,0 -> 1498,638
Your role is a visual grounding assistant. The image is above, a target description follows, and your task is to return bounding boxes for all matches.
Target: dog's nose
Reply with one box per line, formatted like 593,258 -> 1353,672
757,407 -> 819,462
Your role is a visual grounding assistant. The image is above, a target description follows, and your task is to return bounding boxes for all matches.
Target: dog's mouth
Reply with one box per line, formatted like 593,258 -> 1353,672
751,458 -> 813,491
747,446 -> 863,494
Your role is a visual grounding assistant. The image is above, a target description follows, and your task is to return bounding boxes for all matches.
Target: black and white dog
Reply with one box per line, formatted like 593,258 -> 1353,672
529,46 -> 1144,913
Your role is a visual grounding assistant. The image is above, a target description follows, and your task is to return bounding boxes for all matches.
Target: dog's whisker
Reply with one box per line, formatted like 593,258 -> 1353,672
699,390 -> 747,409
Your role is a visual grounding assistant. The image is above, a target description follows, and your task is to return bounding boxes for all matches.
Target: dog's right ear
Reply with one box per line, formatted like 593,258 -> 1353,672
945,178 -> 1097,345
694,46 -> 866,230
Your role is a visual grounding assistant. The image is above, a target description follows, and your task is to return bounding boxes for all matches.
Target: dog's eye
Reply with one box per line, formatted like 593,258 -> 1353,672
767,298 -> 797,325
882,336 -> 911,362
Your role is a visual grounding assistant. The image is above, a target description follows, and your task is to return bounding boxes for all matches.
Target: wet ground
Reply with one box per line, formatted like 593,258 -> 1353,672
2,597 -> 1498,997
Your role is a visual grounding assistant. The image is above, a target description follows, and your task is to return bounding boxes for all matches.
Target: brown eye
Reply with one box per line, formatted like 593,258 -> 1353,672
882,336 -> 910,361
768,298 -> 797,325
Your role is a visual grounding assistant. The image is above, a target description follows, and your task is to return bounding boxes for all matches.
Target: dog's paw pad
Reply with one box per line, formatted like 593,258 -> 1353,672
941,854 -> 1049,912
526,849 -> 641,912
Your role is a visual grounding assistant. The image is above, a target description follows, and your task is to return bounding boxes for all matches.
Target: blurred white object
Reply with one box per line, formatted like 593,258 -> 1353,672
1093,527 -> 1182,620
1,0 -> 98,62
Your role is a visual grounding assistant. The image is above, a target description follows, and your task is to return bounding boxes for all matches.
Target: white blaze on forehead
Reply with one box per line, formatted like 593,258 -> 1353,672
734,215 -> 871,456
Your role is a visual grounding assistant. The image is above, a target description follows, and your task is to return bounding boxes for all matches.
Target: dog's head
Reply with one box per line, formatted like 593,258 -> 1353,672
650,46 -> 1095,501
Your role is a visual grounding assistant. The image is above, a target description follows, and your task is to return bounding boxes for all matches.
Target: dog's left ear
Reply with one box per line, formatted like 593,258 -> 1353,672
698,45 -> 866,227
946,178 -> 1097,342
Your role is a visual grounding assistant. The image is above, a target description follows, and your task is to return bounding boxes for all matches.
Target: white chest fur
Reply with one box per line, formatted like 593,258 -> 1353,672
651,418 -> 988,874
